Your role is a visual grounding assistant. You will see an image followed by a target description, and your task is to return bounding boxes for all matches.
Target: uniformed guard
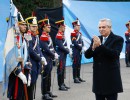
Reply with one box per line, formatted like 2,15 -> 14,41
125,21 -> 130,67
7,12 -> 31,100
25,16 -> 47,100
55,18 -> 70,91
38,15 -> 58,100
71,19 -> 86,83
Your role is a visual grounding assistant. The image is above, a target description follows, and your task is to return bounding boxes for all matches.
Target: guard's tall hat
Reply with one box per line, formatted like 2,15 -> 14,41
55,17 -> 65,28
17,12 -> 26,25
126,20 -> 130,28
38,14 -> 50,29
72,18 -> 80,27
25,16 -> 38,26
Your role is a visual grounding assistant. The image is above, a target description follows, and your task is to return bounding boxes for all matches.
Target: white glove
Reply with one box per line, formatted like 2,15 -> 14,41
83,46 -> 87,51
82,46 -> 87,53
79,44 -> 82,46
18,72 -> 27,84
54,53 -> 59,59
41,57 -> 47,65
27,74 -> 31,87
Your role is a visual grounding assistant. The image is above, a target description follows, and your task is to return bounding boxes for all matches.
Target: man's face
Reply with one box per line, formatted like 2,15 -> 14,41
29,25 -> 38,34
43,25 -> 51,33
74,25 -> 80,31
19,24 -> 27,33
98,21 -> 111,37
128,25 -> 130,30
60,25 -> 65,32
126,22 -> 130,30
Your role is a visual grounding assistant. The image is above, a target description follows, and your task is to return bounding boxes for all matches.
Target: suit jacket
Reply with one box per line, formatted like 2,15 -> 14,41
85,32 -> 124,95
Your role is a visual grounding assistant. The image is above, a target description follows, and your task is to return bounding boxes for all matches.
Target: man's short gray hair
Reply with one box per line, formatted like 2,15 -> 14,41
98,18 -> 112,27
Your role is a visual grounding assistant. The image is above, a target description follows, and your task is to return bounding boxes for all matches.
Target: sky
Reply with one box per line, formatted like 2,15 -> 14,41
63,0 -> 130,52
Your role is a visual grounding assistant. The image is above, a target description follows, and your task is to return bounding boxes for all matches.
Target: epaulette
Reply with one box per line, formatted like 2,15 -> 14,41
71,31 -> 77,37
40,34 -> 49,41
56,33 -> 63,40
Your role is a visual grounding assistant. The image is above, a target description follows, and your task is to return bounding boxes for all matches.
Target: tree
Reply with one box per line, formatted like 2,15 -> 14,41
13,0 -> 62,18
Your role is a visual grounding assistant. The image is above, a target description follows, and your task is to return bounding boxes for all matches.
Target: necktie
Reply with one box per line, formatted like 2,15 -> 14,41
102,37 -> 107,44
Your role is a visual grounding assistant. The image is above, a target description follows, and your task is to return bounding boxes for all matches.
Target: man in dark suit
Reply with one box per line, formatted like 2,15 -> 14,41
85,18 -> 123,100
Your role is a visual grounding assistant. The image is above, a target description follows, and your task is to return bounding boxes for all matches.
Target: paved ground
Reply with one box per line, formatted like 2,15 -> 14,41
0,59 -> 130,100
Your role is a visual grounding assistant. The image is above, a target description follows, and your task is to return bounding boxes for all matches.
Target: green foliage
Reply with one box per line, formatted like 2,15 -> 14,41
13,0 -> 62,18
13,0 -> 35,18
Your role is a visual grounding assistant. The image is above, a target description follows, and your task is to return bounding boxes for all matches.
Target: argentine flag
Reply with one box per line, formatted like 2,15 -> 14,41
63,0 -> 93,66
3,0 -> 28,95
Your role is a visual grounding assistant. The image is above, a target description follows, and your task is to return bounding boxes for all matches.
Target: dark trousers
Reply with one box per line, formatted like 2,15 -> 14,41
27,82 -> 36,100
95,93 -> 118,100
125,43 -> 130,66
8,73 -> 25,100
41,72 -> 51,95
72,55 -> 82,79
41,59 -> 53,95
57,57 -> 66,87
57,67 -> 65,87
